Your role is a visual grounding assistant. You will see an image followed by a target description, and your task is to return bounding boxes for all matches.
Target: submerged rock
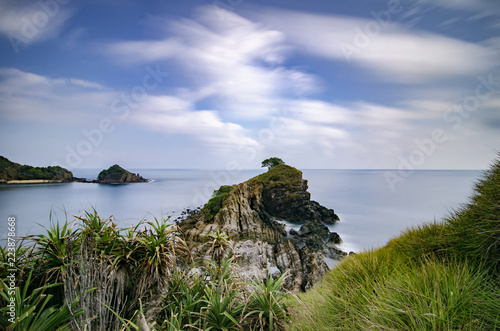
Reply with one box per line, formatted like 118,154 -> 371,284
178,164 -> 346,292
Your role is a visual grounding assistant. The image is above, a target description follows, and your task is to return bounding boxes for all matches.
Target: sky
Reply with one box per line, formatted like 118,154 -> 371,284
0,0 -> 499,170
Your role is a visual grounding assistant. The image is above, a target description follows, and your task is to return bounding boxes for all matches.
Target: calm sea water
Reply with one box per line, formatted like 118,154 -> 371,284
0,169 -> 482,252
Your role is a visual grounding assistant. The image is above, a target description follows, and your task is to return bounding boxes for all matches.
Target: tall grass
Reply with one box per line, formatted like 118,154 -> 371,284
287,156 -> 500,330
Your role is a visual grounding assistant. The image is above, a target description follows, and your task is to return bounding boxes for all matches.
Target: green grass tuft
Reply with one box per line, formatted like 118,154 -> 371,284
201,185 -> 234,221
249,164 -> 303,191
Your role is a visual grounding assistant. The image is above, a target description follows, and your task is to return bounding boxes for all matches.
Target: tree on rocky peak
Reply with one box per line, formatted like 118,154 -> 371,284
261,157 -> 285,170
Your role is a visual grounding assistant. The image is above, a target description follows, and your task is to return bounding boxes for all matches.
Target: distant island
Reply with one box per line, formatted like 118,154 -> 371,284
0,156 -> 148,184
93,164 -> 148,183
0,155 -> 79,184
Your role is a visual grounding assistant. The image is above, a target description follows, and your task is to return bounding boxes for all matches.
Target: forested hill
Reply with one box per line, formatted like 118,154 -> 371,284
0,156 -> 74,182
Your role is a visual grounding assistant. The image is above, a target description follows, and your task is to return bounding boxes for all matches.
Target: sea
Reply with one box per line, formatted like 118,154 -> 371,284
0,169 -> 483,253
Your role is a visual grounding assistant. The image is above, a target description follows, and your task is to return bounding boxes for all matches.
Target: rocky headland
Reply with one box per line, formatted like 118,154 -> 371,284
178,164 -> 346,292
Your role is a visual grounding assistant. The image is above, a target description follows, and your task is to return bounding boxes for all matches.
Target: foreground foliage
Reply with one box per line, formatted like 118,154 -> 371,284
0,208 -> 288,330
287,156 -> 500,330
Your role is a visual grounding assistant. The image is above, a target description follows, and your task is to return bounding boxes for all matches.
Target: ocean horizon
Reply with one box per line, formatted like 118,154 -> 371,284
0,168 -> 483,253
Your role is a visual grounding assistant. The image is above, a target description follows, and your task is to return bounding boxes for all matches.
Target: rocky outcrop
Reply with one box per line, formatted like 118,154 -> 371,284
178,164 -> 346,292
93,164 -> 148,183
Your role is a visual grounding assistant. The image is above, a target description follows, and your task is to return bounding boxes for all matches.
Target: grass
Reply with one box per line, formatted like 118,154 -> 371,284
201,185 -> 234,221
286,155 -> 500,330
249,164 -> 303,192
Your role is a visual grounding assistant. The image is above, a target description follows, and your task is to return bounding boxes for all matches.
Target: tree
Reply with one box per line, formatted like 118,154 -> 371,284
261,157 -> 284,170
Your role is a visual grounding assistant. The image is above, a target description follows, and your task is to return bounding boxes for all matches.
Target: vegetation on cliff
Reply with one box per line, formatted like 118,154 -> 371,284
250,163 -> 302,191
0,156 -> 73,182
287,156 -> 500,330
201,185 -> 234,221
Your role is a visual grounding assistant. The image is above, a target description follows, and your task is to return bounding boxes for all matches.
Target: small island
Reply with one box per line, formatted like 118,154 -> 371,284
93,164 -> 148,183
0,156 -> 148,184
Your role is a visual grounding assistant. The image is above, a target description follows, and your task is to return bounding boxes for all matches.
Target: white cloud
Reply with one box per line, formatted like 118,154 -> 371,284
0,1 -> 74,51
105,6 -> 318,120
255,8 -> 499,83
0,68 -> 259,155
103,5 -> 499,167
418,0 -> 489,11
254,99 -> 434,168
128,95 -> 259,149
0,68 -> 112,123
68,78 -> 106,90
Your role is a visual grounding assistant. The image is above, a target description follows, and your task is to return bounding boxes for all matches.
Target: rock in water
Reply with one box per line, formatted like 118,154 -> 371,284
178,164 -> 346,292
93,164 -> 148,183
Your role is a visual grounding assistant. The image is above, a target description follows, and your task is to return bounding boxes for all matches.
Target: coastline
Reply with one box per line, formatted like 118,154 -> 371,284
0,178 -> 151,185
3,179 -> 64,184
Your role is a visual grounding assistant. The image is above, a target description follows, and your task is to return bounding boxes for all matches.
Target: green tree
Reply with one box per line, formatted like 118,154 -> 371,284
261,157 -> 284,170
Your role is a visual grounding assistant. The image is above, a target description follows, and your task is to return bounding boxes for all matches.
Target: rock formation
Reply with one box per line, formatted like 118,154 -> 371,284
93,164 -> 148,183
178,164 -> 346,292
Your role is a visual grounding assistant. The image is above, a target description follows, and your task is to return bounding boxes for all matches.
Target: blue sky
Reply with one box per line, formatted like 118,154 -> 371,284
0,0 -> 499,170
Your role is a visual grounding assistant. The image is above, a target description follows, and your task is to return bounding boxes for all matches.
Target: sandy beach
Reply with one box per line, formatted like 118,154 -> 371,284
5,179 -> 61,184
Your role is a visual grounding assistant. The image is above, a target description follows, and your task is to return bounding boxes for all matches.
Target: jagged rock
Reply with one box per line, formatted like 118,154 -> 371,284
327,232 -> 342,244
178,164 -> 346,292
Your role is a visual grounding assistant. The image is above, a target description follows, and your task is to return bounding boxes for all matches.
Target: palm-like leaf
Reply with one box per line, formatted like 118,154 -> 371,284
246,273 -> 288,331
0,271 -> 84,331
30,219 -> 76,284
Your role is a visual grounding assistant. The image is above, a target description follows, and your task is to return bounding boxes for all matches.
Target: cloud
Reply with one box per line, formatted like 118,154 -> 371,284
0,68 -> 112,124
105,6 -> 318,120
102,5 -> 498,167
417,0 -> 490,11
0,0 -> 74,52
254,8 -> 499,83
129,95 -> 259,149
0,68 -> 259,157
252,99 -> 434,167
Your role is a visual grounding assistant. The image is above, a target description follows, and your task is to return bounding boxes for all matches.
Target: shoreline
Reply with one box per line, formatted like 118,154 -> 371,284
4,179 -> 64,184
1,178 -> 151,185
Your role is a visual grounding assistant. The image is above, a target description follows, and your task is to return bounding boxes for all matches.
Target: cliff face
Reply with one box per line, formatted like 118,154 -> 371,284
94,164 -> 148,183
179,164 -> 345,292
